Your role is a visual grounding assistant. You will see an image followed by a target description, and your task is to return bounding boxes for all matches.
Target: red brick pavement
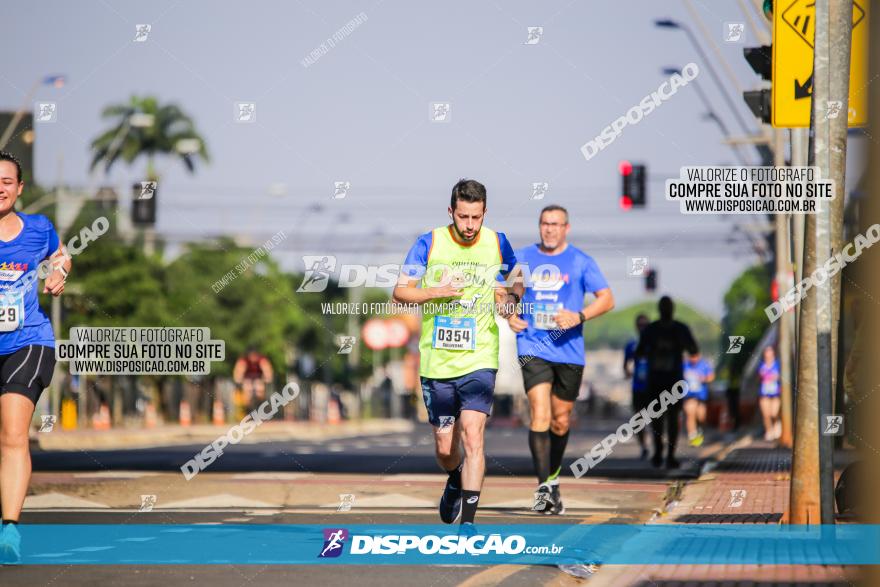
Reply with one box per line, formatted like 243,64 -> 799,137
590,437 -> 859,586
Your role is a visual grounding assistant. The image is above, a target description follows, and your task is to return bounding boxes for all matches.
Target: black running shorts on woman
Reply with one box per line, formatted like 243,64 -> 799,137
0,345 -> 56,403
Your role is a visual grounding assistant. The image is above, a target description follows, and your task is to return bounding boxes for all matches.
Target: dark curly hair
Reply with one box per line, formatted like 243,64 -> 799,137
0,151 -> 23,183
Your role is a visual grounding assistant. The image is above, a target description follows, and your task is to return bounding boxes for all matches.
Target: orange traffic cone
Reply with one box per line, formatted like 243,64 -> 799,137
328,398 -> 341,424
179,400 -> 192,427
212,400 -> 225,426
93,404 -> 111,430
145,403 -> 158,428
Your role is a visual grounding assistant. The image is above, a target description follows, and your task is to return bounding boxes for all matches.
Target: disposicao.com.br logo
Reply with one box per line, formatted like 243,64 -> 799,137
317,528 -> 561,557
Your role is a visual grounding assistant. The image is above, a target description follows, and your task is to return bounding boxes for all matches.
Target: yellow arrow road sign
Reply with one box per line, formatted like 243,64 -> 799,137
772,0 -> 868,128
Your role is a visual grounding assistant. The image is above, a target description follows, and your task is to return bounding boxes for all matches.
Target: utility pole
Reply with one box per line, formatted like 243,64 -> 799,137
810,0 -> 835,525
790,204 -> 820,522
773,128 -> 794,448
864,2 -> 880,580
818,0 -> 852,525
790,128 -> 809,343
791,0 -> 852,525
790,0 -> 824,522
827,0 -> 852,430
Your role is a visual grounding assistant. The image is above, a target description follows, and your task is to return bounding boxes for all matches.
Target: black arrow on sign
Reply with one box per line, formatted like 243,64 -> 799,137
795,73 -> 813,99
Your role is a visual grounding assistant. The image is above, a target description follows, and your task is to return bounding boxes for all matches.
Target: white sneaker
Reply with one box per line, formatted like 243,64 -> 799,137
558,563 -> 599,578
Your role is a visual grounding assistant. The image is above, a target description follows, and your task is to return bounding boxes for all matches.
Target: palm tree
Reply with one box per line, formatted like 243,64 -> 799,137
90,95 -> 209,180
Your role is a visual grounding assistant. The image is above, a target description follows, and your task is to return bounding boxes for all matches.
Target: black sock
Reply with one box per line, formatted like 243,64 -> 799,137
528,429 -> 551,484
2,519 -> 18,525
548,430 -> 570,476
460,490 -> 480,524
446,461 -> 463,490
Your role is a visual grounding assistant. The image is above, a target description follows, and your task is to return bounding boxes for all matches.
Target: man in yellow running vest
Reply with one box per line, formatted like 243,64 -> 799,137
392,179 -> 521,526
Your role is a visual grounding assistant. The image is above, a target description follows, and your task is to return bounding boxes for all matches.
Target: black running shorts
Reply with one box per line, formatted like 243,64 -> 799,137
0,344 -> 56,404
520,356 -> 584,402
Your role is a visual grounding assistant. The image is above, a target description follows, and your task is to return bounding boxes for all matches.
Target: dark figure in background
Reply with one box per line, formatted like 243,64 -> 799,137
233,346 -> 273,410
623,313 -> 651,460
635,296 -> 698,469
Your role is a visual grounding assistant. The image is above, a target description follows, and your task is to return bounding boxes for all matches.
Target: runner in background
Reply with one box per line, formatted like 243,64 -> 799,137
635,296 -> 698,469
758,346 -> 781,441
682,353 -> 714,447
623,314 -> 650,460
233,347 -> 273,411
509,205 -> 614,514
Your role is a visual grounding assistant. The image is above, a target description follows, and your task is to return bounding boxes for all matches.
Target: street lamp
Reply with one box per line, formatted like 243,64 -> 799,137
654,19 -> 756,138
0,75 -> 66,150
661,66 -> 747,165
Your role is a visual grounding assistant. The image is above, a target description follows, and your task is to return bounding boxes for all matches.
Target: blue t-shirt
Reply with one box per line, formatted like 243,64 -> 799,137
759,359 -> 781,396
683,358 -> 713,398
0,213 -> 59,354
515,244 -> 609,366
624,338 -> 648,394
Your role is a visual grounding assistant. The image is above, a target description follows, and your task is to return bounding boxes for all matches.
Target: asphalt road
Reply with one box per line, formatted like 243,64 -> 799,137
32,420 -> 711,480
8,420 -> 729,585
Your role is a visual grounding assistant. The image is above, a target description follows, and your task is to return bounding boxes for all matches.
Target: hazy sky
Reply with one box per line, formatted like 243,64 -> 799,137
7,0 -> 836,317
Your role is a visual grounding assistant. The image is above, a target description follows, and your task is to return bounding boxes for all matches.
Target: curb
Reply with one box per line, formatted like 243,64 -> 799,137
31,420 -> 417,452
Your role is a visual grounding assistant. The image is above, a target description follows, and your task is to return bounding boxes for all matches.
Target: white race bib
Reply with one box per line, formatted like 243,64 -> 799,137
533,302 -> 563,331
0,295 -> 24,332
432,316 -> 476,351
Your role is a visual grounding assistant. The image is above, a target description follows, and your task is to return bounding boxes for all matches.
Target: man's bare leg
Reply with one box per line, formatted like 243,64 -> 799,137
458,409 -> 487,524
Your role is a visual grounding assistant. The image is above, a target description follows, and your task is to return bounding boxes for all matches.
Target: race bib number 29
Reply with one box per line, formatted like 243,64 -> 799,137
0,296 -> 24,332
432,316 -> 476,351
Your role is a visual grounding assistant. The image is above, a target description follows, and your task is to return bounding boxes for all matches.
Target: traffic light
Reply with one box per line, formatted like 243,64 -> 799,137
645,268 -> 657,292
131,181 -> 157,225
743,90 -> 772,124
619,161 -> 646,209
743,45 -> 772,124
744,46 -> 772,80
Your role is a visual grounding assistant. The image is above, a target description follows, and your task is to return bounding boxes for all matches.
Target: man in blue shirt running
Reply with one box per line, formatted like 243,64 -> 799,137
507,205 -> 614,514
0,152 -> 70,564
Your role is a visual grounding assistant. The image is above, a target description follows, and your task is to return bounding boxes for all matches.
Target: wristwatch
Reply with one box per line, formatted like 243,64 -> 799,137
578,310 -> 586,324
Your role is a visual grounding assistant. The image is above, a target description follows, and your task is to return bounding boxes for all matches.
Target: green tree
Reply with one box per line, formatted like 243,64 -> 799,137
584,299 -> 721,357
89,95 -> 209,179
164,240 -> 308,379
719,264 -> 773,386
61,235 -> 168,328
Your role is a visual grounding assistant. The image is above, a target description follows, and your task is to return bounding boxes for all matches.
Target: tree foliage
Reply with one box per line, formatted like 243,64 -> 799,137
718,264 -> 773,385
583,299 -> 722,357
89,95 -> 209,179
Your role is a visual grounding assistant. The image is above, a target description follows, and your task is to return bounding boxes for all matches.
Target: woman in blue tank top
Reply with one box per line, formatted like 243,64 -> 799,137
0,152 -> 70,564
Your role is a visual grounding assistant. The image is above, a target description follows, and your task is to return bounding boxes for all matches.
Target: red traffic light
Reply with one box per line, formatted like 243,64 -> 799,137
619,160 -> 633,176
619,195 -> 633,210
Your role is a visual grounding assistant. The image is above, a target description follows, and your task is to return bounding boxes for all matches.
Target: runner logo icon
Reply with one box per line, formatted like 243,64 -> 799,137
319,528 -> 349,558
298,256 -> 337,292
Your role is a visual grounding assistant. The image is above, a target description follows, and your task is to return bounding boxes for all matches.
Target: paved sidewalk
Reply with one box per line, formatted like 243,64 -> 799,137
585,436 -> 859,586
